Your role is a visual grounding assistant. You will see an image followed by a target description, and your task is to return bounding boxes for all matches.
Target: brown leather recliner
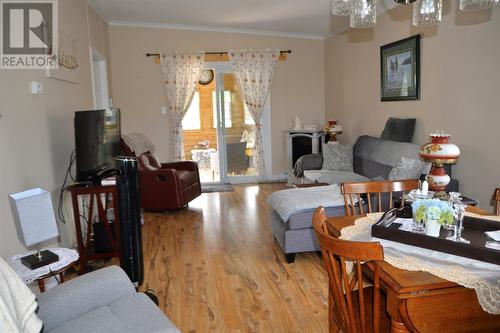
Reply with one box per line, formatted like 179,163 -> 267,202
121,139 -> 202,210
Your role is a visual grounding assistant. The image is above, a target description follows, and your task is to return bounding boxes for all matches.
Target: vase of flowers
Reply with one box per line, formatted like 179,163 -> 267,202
412,199 -> 454,237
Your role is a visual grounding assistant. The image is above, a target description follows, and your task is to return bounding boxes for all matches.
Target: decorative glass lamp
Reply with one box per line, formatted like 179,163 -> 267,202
9,188 -> 60,269
331,0 -> 352,15
419,132 -> 460,197
350,0 -> 377,28
460,0 -> 497,11
412,0 -> 443,26
324,120 -> 343,142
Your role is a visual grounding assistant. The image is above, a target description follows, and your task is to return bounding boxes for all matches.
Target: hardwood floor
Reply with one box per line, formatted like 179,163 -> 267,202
140,183 -> 328,333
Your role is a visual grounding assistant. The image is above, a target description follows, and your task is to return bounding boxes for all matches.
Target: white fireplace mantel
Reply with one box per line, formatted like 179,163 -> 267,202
285,129 -> 324,184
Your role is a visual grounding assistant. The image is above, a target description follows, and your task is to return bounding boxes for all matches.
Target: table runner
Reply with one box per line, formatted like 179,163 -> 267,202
10,248 -> 79,284
340,214 -> 500,314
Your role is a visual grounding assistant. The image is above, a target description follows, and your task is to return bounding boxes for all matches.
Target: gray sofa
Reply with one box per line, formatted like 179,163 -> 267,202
37,266 -> 179,333
271,135 -> 458,263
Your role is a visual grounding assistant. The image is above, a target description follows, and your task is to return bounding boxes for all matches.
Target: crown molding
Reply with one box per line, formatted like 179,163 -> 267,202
324,1 -> 396,40
108,21 -> 326,40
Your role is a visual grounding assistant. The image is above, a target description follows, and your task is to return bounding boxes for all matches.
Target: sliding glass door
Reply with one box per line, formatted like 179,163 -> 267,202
182,62 -> 269,184
214,69 -> 258,183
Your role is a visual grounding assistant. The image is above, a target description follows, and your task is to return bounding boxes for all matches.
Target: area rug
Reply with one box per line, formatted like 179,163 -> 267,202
201,183 -> 235,193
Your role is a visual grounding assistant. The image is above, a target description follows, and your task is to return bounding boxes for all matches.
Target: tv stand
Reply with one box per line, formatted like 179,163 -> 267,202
68,184 -> 121,273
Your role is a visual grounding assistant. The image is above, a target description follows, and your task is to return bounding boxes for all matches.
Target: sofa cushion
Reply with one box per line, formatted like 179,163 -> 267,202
47,306 -> 126,333
388,156 -> 425,180
109,293 -> 179,333
177,170 -> 198,188
47,294 -> 179,333
353,136 -> 420,178
304,170 -> 371,185
321,143 -> 353,171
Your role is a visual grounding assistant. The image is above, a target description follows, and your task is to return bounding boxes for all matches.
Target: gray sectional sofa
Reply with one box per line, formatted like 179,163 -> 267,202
37,266 -> 179,333
270,135 -> 458,263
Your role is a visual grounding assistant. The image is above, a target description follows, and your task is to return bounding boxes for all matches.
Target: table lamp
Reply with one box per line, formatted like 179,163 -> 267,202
324,120 -> 343,142
9,188 -> 60,269
419,132 -> 460,197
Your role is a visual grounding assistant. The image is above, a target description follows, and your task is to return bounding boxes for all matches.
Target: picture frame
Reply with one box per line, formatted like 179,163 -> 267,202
380,34 -> 420,101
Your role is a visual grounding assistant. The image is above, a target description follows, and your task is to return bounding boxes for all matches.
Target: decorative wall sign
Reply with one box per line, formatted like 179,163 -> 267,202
46,31 -> 79,83
380,35 -> 420,101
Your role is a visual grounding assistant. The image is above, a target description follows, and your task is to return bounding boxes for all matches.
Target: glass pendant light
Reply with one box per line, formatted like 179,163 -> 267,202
412,0 -> 442,26
460,0 -> 497,11
350,0 -> 376,28
331,0 -> 351,16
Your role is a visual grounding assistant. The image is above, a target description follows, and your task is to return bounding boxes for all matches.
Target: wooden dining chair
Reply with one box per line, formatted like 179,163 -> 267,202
341,179 -> 420,216
494,188 -> 500,216
313,207 -> 385,333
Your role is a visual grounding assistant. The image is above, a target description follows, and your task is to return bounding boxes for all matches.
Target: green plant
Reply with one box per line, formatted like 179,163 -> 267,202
412,199 -> 454,226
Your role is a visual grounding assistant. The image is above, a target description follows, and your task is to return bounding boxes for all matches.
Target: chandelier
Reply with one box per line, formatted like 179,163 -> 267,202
332,0 -> 499,28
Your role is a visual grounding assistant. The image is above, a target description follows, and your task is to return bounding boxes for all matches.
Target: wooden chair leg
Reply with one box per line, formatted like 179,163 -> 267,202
329,292 -> 340,333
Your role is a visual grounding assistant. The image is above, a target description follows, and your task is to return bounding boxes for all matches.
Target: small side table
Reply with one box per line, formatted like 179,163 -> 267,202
10,247 -> 79,292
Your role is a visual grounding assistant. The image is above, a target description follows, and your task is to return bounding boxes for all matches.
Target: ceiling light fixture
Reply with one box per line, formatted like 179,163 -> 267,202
332,0 -> 498,28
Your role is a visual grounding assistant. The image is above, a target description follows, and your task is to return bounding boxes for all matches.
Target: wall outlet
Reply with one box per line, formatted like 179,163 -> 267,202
30,81 -> 42,95
161,106 -> 167,115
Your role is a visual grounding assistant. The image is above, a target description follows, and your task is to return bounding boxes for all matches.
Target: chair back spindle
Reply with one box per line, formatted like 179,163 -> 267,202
312,208 -> 385,333
494,188 -> 500,216
341,179 -> 420,216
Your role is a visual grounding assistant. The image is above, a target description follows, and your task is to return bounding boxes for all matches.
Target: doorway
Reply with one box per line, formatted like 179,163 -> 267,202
91,48 -> 109,109
182,62 -> 271,184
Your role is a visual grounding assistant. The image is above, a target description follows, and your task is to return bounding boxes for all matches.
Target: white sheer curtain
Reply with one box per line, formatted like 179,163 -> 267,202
160,51 -> 204,160
229,49 -> 280,178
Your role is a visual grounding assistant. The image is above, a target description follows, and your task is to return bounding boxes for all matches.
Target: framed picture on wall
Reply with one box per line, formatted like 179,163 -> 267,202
380,34 -> 420,101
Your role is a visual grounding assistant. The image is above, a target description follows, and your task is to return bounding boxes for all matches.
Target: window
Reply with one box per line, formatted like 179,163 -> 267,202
244,103 -> 254,125
213,91 -> 232,128
182,92 -> 201,130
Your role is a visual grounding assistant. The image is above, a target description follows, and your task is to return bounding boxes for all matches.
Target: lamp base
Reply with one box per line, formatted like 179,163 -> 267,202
21,250 -> 59,270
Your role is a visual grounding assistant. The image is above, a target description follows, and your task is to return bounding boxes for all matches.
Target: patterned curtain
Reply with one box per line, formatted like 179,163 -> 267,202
160,51 -> 204,160
229,49 -> 280,178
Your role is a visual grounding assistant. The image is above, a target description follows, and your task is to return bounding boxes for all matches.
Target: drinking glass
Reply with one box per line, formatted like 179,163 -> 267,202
446,202 -> 470,243
444,192 -> 461,230
408,191 -> 426,234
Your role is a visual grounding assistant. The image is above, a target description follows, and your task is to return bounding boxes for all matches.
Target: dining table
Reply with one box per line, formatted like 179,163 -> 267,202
326,206 -> 500,333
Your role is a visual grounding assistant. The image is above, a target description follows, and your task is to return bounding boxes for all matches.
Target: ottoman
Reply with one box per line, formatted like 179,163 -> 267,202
267,184 -> 347,263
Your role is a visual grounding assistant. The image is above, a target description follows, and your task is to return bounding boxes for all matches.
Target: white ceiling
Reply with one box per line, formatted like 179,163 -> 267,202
91,0 -> 398,39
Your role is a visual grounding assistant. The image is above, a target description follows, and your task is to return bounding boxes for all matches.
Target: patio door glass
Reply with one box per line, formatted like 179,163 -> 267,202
214,72 -> 258,183
183,64 -> 263,184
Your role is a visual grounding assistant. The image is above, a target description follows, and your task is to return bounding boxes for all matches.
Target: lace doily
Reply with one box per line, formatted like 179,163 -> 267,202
340,215 -> 500,315
10,248 -> 79,284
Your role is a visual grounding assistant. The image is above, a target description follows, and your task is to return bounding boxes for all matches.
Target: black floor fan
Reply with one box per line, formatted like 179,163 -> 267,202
115,156 -> 144,287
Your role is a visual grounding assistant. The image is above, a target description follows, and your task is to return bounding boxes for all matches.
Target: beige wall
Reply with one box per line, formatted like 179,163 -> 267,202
325,5 -> 500,209
0,0 -> 109,258
108,26 -> 325,174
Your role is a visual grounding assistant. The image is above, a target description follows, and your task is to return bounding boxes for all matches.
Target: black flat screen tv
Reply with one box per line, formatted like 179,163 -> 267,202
74,108 -> 121,183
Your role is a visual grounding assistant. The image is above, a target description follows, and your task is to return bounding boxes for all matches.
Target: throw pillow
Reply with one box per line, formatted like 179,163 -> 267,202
388,156 -> 424,180
321,143 -> 353,172
380,118 -> 416,143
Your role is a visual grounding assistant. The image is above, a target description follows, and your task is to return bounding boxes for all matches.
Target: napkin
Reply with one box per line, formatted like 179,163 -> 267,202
485,230 -> 500,241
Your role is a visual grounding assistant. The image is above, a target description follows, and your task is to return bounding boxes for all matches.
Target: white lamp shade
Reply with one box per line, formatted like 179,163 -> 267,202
9,188 -> 59,247
331,124 -> 343,133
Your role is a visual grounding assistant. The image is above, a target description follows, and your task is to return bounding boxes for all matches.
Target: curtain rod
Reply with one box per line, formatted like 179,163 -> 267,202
146,50 -> 292,58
